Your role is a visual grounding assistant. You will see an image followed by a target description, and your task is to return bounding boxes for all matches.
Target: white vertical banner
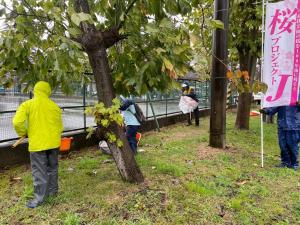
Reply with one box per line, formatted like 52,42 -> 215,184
263,0 -> 300,108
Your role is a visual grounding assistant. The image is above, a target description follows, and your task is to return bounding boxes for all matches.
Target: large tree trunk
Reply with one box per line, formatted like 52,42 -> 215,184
235,52 -> 257,129
87,48 -> 144,183
75,0 -> 144,183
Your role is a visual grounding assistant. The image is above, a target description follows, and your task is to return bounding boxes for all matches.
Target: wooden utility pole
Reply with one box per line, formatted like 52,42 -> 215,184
209,0 -> 229,148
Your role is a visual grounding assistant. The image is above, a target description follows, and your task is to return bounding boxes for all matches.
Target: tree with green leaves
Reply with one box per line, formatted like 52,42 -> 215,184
0,0 -> 212,182
229,0 -> 263,130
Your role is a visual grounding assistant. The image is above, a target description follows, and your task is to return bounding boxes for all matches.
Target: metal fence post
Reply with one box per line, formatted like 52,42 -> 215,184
83,84 -> 87,132
146,96 -> 149,119
165,95 -> 168,117
206,80 -> 209,108
147,93 -> 160,132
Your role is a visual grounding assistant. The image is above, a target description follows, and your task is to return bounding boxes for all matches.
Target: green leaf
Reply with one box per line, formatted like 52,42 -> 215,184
116,139 -> 123,148
54,60 -> 60,71
60,43 -> 68,50
145,24 -> 159,34
85,107 -> 93,115
173,46 -> 186,55
162,57 -> 173,71
210,19 -> 224,29
68,28 -> 81,37
155,48 -> 166,55
159,18 -> 173,29
86,127 -> 94,139
71,12 -> 92,26
101,119 -> 109,128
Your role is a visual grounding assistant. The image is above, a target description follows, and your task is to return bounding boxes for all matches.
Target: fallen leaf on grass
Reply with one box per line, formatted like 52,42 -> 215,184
10,177 -> 22,182
103,159 -> 114,164
67,167 -> 74,172
185,160 -> 194,165
236,180 -> 248,186
86,170 -> 98,176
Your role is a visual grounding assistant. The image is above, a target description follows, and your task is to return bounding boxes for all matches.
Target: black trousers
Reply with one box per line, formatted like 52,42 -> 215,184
187,107 -> 199,126
30,148 -> 59,203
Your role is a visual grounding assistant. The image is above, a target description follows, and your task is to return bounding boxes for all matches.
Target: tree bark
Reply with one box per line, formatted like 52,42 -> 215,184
235,92 -> 252,129
75,0 -> 144,183
209,0 -> 229,148
235,52 -> 257,129
87,48 -> 144,183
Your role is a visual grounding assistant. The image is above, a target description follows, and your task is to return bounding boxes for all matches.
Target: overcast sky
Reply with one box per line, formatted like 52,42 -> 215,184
0,0 -> 12,31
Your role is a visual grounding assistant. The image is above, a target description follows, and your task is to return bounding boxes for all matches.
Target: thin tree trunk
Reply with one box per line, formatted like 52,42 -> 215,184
235,52 -> 257,129
235,92 -> 252,129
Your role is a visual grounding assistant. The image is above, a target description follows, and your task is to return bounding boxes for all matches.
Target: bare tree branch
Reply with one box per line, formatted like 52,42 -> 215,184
200,4 -> 209,53
22,0 -> 55,35
117,0 -> 139,29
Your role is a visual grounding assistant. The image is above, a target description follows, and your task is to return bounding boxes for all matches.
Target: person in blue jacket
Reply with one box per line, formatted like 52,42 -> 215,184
260,106 -> 300,170
119,97 -> 140,154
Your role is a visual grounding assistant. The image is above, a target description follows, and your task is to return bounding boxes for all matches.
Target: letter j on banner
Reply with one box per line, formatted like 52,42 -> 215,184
263,0 -> 300,107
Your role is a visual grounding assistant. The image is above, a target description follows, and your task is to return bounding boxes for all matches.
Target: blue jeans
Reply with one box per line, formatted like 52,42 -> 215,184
126,125 -> 139,154
278,130 -> 299,167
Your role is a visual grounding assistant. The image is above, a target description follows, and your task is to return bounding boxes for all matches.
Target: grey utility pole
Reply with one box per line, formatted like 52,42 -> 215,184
209,0 -> 229,148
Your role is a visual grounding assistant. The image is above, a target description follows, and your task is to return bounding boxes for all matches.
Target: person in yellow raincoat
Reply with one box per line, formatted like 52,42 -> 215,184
13,81 -> 63,208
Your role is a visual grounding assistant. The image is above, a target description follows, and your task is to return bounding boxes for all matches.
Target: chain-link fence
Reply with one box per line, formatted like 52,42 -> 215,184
0,79 -> 211,144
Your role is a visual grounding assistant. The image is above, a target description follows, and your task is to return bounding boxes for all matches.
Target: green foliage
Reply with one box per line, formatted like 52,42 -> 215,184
70,12 -> 93,26
183,3 -> 214,79
252,80 -> 268,94
229,0 -> 262,58
227,70 -> 268,94
0,0 -> 212,95
85,98 -> 123,146
210,19 -> 224,30
0,0 -> 87,92
110,12 -> 193,95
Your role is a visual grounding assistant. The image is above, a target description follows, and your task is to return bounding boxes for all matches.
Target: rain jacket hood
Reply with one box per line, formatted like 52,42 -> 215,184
33,81 -> 51,97
13,81 -> 63,152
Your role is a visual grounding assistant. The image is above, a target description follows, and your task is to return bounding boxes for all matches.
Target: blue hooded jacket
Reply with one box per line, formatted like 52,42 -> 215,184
264,106 -> 300,130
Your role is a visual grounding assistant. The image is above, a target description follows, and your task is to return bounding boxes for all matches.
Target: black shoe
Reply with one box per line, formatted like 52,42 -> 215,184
26,199 -> 42,209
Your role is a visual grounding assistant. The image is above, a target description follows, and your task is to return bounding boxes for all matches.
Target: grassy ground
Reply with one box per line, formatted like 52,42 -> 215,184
0,113 -> 300,225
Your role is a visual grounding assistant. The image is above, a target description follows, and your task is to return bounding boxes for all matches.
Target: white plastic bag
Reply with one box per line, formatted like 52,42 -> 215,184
178,96 -> 198,114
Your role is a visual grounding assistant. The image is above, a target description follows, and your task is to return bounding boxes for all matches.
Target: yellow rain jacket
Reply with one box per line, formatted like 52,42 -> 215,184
13,81 -> 63,152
